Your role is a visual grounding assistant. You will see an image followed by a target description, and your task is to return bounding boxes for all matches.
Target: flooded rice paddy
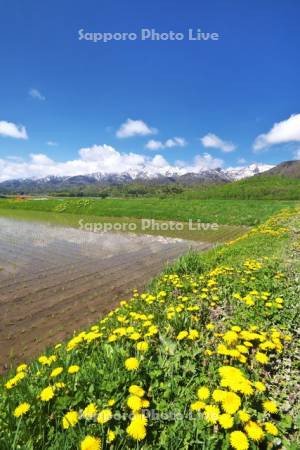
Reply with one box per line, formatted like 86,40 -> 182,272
0,215 -> 212,372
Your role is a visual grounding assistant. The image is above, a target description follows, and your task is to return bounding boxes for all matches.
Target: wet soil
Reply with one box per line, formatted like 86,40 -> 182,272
0,217 -> 211,372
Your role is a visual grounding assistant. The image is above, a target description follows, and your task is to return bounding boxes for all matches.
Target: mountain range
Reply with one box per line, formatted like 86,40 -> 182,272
0,163 -> 275,194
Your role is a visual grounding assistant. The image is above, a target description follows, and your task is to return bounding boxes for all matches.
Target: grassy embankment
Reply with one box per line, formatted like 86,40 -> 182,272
0,207 -> 300,449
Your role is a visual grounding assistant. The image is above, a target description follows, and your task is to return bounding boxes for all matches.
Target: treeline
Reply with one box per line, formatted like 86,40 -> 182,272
22,183 -> 186,198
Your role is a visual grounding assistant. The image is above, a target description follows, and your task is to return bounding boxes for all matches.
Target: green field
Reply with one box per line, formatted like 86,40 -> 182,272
0,197 -> 297,226
183,176 -> 300,200
0,208 -> 247,243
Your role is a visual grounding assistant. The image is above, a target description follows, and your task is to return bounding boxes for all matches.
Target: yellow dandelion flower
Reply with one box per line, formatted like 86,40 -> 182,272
264,422 -> 278,436
219,413 -> 233,429
236,345 -> 248,354
5,372 -> 27,389
255,352 -> 269,364
191,400 -> 206,411
83,403 -> 97,419
230,430 -> 249,450
221,392 -> 241,414
80,435 -> 101,450
127,395 -> 143,412
243,341 -> 252,347
68,365 -> 80,374
14,402 -> 30,418
238,382 -> 253,396
136,341 -> 149,352
212,389 -> 227,402
62,411 -> 79,429
188,329 -> 199,340
129,332 -> 141,341
107,430 -> 116,443
238,410 -> 250,423
204,405 -> 220,424
97,409 -> 112,424
197,387 -> 210,400
239,355 -> 247,364
38,356 -> 49,365
254,381 -> 266,392
129,385 -> 145,398
223,331 -> 239,345
125,357 -> 139,371
50,367 -> 63,378
126,414 -> 147,441
40,386 -> 55,401
16,364 -> 28,373
245,421 -> 264,441
263,400 -> 278,414
205,349 -> 214,356
177,331 -> 189,340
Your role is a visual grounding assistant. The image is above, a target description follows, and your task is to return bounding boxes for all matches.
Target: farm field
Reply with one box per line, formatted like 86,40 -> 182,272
0,216 -> 209,372
0,205 -> 299,449
0,208 -> 248,243
0,197 -> 298,226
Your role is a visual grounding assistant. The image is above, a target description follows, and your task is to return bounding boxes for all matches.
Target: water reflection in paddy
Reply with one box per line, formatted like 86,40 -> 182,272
0,216 -> 211,371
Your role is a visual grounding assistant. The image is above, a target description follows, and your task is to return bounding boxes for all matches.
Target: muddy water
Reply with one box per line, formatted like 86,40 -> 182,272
0,217 -> 211,372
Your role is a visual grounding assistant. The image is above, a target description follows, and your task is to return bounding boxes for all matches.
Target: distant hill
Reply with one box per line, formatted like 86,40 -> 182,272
182,160 -> 300,200
259,160 -> 300,178
183,175 -> 300,200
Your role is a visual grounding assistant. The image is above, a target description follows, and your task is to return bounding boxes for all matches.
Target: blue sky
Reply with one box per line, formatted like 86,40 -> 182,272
0,0 -> 300,180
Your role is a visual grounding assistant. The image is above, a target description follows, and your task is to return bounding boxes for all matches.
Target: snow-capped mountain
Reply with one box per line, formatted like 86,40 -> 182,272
224,163 -> 275,180
0,163 -> 275,193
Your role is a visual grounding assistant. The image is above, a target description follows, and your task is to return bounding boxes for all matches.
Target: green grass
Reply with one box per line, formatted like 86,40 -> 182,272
182,176 -> 300,200
0,197 -> 298,226
0,207 -> 300,449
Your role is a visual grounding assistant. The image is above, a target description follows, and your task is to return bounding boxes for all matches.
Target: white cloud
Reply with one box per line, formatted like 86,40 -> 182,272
46,141 -> 58,146
201,133 -> 236,153
253,114 -> 300,152
116,119 -> 157,138
176,153 -> 224,172
146,137 -> 187,150
145,139 -> 164,150
30,153 -> 54,165
0,145 -> 224,182
294,148 -> 300,160
165,137 -> 186,148
238,158 -> 247,164
29,88 -> 46,101
0,120 -> 28,139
